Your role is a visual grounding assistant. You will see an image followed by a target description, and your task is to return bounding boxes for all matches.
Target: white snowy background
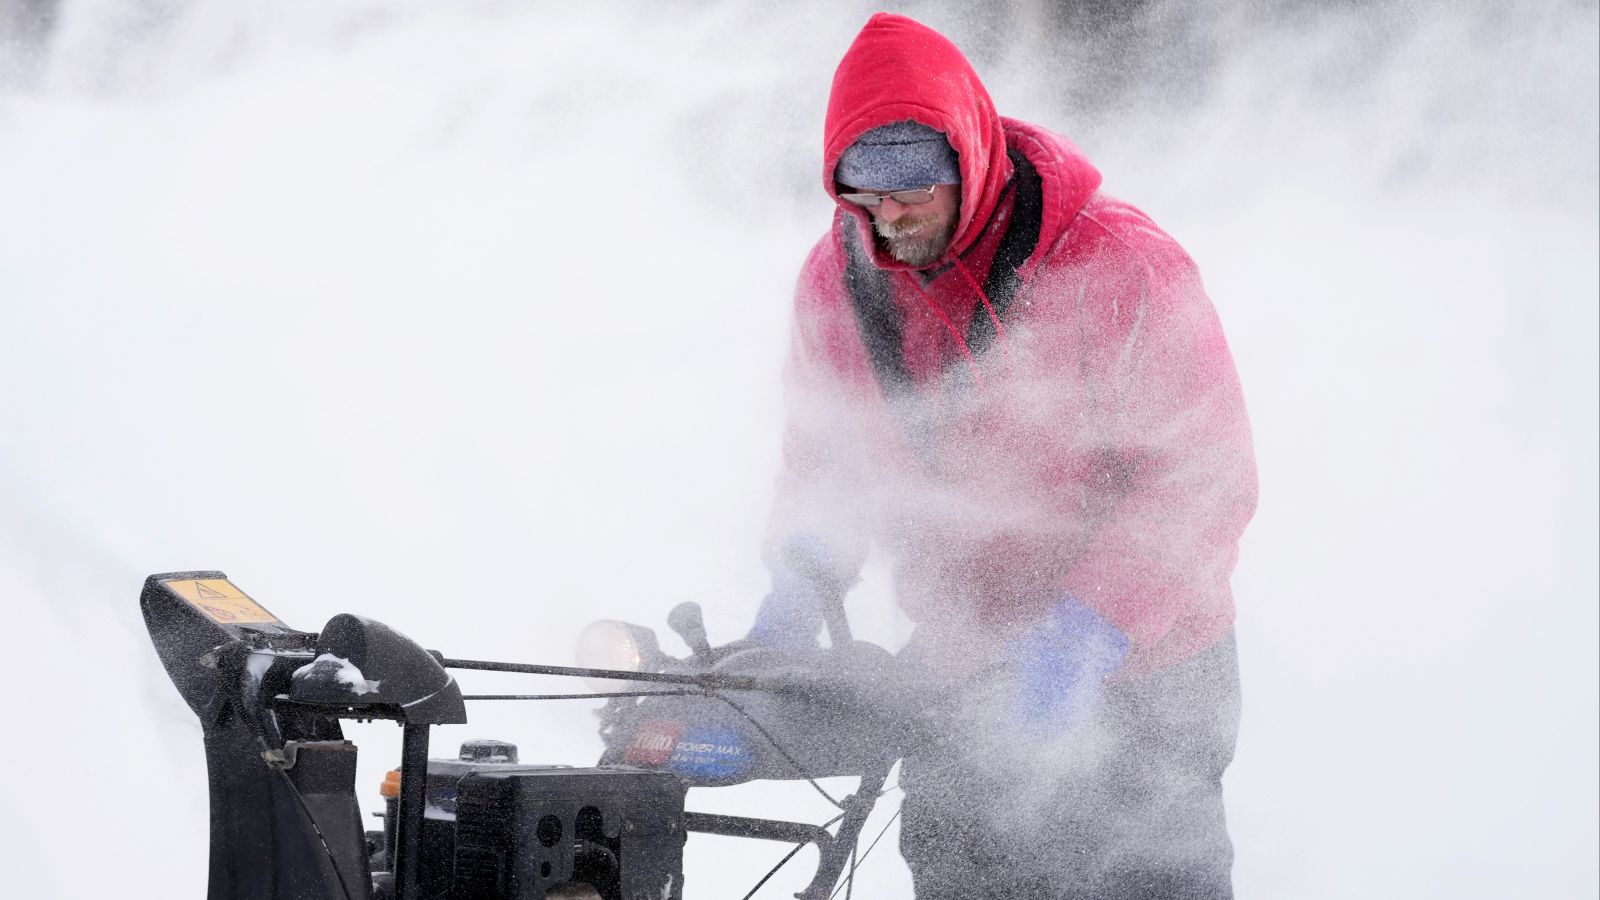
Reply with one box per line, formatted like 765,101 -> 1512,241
1,0 -> 1595,897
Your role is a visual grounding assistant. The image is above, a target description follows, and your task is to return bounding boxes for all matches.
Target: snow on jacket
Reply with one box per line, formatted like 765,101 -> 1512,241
771,13 -> 1258,676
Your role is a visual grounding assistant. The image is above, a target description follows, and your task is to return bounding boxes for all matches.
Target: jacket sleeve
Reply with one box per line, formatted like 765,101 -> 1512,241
1058,242 -> 1259,670
762,236 -> 876,582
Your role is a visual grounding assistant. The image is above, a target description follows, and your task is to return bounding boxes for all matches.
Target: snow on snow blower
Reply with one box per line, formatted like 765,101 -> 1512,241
143,570 -> 914,900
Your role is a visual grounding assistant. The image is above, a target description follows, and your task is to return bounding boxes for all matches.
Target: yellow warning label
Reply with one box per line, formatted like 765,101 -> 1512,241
162,578 -> 281,626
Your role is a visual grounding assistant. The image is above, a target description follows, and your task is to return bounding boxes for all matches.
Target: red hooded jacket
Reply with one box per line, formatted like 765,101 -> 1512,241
771,14 -> 1257,676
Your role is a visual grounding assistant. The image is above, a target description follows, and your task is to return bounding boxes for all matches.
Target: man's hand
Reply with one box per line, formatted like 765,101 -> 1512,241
745,534 -> 850,647
1005,596 -> 1130,735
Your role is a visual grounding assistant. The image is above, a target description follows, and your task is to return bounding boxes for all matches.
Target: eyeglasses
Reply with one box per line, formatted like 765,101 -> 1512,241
837,184 -> 941,207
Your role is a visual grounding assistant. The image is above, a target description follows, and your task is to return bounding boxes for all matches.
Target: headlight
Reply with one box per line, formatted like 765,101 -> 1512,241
575,619 -> 661,693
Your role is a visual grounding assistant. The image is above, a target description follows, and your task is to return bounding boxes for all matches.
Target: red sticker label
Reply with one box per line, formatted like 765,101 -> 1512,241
624,720 -> 684,766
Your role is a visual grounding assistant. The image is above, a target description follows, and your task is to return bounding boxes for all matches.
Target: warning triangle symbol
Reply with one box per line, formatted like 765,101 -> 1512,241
196,582 -> 227,599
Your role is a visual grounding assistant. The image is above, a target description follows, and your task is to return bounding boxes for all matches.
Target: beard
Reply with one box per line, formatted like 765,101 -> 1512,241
875,212 -> 956,268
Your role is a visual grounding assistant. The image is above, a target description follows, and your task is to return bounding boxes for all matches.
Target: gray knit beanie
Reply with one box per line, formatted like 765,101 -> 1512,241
835,120 -> 961,191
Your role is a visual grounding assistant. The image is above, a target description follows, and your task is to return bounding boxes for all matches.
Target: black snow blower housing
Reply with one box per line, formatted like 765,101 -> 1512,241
142,571 -> 687,900
143,570 -> 906,900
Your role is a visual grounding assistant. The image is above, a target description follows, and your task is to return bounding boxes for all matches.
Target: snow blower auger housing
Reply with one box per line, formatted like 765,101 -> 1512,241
143,570 -> 905,900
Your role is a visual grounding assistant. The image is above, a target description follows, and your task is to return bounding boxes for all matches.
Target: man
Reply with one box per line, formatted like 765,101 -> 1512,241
749,13 -> 1257,900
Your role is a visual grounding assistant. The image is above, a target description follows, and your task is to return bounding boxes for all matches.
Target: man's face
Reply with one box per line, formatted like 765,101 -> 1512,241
844,183 -> 961,268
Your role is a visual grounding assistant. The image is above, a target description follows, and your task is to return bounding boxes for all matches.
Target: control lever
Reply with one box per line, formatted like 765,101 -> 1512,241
667,601 -> 713,665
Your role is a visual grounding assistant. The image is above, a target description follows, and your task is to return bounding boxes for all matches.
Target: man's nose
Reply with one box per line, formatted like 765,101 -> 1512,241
875,196 -> 912,220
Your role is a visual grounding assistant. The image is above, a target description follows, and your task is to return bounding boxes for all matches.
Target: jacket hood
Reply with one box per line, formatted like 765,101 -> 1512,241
823,13 -> 1013,268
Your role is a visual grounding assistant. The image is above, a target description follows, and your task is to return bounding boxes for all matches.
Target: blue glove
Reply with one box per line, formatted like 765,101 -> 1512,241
1006,596 -> 1130,735
746,534 -> 844,646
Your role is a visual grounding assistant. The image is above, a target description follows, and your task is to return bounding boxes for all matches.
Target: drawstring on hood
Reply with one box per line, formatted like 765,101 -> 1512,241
897,267 -> 983,386
894,250 -> 1015,389
948,253 -> 1012,369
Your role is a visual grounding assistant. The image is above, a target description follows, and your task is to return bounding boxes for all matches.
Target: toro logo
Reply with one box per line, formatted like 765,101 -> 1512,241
624,720 -> 684,766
